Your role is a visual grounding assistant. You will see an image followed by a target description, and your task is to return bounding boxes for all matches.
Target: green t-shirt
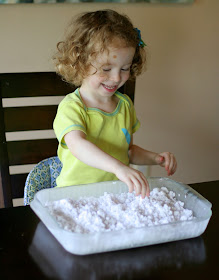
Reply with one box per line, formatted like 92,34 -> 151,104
53,88 -> 140,187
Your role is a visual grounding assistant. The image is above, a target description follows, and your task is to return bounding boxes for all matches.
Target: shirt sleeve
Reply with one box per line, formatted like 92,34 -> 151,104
124,94 -> 140,134
53,98 -> 87,148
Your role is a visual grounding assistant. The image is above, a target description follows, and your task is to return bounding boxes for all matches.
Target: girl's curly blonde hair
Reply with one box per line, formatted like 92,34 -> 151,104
53,9 -> 147,86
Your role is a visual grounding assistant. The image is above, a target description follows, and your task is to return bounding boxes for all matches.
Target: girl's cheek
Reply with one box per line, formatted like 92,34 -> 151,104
98,73 -> 108,81
123,72 -> 130,81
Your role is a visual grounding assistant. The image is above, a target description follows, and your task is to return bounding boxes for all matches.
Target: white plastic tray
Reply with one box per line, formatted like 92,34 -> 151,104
30,177 -> 212,255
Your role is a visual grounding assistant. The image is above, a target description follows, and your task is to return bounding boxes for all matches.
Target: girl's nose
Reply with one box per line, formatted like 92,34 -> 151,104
110,71 -> 121,83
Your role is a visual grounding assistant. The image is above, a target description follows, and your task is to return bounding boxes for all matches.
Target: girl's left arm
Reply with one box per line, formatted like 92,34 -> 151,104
128,137 -> 177,176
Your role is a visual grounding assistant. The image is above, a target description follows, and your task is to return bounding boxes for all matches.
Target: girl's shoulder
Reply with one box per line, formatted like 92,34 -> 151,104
58,88 -> 85,111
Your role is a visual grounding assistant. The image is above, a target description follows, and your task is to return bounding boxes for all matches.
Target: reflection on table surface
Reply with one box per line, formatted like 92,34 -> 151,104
29,221 -> 206,280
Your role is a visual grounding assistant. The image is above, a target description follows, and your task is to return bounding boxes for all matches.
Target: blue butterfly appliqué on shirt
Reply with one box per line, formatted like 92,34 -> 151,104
122,128 -> 131,145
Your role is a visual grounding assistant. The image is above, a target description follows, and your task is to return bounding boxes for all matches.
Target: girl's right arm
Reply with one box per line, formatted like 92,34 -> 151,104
64,130 -> 150,198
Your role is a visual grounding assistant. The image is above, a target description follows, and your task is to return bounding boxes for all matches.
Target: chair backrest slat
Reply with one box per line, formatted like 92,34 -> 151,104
0,72 -> 74,98
4,105 -> 58,132
7,139 -> 58,166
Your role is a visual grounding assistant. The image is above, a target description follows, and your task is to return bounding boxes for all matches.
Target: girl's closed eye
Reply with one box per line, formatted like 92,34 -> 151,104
103,68 -> 129,72
121,67 -> 130,72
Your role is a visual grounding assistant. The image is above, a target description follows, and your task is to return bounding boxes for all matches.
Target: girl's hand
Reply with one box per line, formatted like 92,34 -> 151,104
156,152 -> 177,176
114,164 -> 150,198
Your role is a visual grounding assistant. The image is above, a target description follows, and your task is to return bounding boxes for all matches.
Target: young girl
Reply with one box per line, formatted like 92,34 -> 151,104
53,9 -> 177,199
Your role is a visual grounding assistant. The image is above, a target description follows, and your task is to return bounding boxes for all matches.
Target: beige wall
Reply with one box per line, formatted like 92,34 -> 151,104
0,1 -> 218,184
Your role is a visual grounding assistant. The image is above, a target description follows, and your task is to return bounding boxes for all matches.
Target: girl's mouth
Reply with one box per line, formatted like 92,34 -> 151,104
102,84 -> 118,92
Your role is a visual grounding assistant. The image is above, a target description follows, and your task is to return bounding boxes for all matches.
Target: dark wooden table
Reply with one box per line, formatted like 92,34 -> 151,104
0,181 -> 218,280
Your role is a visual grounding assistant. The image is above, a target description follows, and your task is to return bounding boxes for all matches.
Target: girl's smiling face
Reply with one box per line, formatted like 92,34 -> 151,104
80,43 -> 135,102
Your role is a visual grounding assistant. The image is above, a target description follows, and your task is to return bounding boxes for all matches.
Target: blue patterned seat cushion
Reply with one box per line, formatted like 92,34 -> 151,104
24,156 -> 62,205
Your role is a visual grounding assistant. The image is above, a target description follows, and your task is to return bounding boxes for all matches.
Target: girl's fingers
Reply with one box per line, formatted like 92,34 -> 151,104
168,154 -> 174,175
170,154 -> 177,174
171,160 -> 177,175
140,184 -> 147,199
167,154 -> 177,175
127,181 -> 134,194
164,154 -> 170,174
132,177 -> 141,196
143,179 -> 150,198
141,173 -> 150,197
124,171 -> 149,198
159,152 -> 177,176
132,172 -> 149,198
170,159 -> 176,174
118,166 -> 150,199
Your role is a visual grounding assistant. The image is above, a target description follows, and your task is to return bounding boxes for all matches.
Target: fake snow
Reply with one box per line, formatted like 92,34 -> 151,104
45,187 -> 194,234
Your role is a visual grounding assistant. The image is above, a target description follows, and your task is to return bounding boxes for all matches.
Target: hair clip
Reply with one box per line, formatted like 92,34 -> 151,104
134,28 -> 147,48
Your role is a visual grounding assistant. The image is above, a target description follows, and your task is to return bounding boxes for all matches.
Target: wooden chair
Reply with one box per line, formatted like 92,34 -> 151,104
0,72 -> 135,208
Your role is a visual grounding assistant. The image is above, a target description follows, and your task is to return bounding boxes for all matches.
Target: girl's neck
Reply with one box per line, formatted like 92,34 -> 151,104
79,88 -> 119,113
